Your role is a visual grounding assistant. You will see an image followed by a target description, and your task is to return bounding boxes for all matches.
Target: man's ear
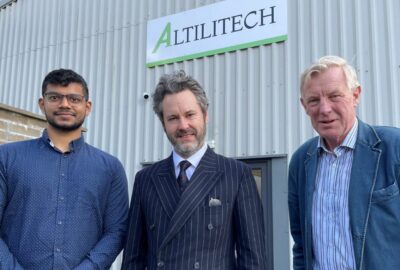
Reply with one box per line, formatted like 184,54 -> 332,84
300,97 -> 309,115
353,86 -> 362,107
38,98 -> 45,114
85,100 -> 92,116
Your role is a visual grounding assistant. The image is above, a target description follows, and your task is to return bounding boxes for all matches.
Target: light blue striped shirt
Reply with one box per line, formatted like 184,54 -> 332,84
312,119 -> 358,270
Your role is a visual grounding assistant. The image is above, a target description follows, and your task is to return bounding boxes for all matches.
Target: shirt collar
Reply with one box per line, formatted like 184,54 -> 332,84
173,143 -> 208,170
317,118 -> 358,152
41,129 -> 85,152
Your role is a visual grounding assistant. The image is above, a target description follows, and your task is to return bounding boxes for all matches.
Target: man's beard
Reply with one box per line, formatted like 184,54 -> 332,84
46,111 -> 85,131
168,125 -> 206,158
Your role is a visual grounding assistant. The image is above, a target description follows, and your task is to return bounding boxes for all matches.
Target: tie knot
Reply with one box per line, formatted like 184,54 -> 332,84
179,160 -> 191,172
177,160 -> 191,193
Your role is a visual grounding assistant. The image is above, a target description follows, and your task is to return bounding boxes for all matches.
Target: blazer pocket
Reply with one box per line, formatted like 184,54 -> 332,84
201,203 -> 230,227
371,181 -> 399,203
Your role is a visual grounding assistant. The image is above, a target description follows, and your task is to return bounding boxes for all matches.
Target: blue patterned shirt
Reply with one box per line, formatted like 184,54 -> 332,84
0,130 -> 129,269
312,120 -> 358,270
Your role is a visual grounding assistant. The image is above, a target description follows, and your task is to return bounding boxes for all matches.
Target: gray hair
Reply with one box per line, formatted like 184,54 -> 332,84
300,55 -> 360,95
152,70 -> 209,123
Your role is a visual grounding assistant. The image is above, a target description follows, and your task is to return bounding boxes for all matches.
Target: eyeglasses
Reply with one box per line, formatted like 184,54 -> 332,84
44,93 -> 86,105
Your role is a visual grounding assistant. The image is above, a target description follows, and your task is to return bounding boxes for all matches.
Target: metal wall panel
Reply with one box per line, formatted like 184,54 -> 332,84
1,0 -> 400,268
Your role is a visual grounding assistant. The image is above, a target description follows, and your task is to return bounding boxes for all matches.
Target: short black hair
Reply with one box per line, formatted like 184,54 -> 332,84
42,69 -> 89,100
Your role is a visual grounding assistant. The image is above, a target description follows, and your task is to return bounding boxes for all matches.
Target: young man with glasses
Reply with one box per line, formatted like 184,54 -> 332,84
0,69 -> 129,269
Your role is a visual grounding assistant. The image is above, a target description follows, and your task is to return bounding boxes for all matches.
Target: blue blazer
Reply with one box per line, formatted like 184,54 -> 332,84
122,147 -> 267,270
288,119 -> 400,270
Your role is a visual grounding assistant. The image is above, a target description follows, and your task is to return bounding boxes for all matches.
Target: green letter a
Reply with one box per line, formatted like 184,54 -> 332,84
152,22 -> 171,53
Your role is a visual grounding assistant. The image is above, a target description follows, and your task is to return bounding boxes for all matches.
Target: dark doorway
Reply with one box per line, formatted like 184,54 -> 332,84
238,155 -> 289,270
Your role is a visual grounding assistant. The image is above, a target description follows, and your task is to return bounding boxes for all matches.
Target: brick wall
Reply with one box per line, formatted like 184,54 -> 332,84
0,103 -> 47,144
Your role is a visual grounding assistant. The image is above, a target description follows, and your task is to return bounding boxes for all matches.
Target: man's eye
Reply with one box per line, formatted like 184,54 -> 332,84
48,95 -> 60,101
69,96 -> 81,103
308,99 -> 318,104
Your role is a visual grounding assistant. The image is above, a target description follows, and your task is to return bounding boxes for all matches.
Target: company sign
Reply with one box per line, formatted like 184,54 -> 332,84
146,0 -> 287,67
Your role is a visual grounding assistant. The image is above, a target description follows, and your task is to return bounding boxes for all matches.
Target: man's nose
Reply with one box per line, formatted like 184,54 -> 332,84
59,95 -> 71,107
178,118 -> 190,129
319,98 -> 332,114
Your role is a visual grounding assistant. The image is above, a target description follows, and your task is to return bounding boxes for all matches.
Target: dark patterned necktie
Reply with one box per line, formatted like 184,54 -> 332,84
177,160 -> 191,192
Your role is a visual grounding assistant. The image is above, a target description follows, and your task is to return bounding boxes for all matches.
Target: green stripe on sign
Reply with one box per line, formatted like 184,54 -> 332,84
146,35 -> 288,68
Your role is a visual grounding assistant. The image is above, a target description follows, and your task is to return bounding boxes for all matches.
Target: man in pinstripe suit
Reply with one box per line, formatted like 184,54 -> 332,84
122,70 -> 267,269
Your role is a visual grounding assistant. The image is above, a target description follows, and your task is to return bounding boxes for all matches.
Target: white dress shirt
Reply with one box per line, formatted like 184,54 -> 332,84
173,143 -> 208,180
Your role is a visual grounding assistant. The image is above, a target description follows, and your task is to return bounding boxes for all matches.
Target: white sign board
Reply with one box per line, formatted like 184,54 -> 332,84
146,0 -> 287,67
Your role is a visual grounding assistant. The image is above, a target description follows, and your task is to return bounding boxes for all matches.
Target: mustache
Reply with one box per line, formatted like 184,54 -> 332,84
176,128 -> 197,137
54,109 -> 76,116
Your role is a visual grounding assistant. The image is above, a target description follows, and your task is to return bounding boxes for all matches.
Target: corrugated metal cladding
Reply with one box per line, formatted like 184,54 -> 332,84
0,0 -> 400,267
0,0 -> 398,169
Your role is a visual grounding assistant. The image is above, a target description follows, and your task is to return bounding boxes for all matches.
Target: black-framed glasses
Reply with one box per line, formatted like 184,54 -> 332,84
44,93 -> 86,105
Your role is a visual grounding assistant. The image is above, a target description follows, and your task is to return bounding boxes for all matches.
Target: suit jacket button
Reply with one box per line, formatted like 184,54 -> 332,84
150,224 -> 156,230
157,261 -> 164,268
194,262 -> 200,269
207,223 -> 214,230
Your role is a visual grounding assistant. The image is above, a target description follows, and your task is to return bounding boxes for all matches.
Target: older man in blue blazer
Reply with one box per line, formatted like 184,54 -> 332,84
289,55 -> 400,270
122,70 -> 267,270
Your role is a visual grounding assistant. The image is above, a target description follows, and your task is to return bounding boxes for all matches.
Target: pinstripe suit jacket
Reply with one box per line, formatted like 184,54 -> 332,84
121,147 -> 267,270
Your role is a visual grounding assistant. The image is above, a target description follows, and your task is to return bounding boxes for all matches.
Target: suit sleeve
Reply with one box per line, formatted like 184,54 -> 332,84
73,159 -> 129,270
288,157 -> 305,270
121,172 -> 147,270
233,165 -> 268,269
0,161 -> 25,269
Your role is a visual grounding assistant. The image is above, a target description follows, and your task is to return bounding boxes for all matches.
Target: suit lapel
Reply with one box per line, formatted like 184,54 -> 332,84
160,148 -> 222,250
348,121 -> 381,265
152,155 -> 181,219
304,142 -> 318,262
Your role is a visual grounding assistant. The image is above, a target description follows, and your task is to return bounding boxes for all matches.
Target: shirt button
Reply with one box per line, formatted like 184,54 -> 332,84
194,262 -> 200,269
57,221 -> 62,225
60,196 -> 65,200
207,223 -> 214,230
61,173 -> 65,177
55,248 -> 61,252
157,261 -> 164,268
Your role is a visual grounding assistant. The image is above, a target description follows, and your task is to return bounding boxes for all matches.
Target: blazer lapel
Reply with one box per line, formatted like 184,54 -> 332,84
304,141 -> 318,262
159,148 -> 222,250
348,120 -> 381,265
152,155 -> 181,219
